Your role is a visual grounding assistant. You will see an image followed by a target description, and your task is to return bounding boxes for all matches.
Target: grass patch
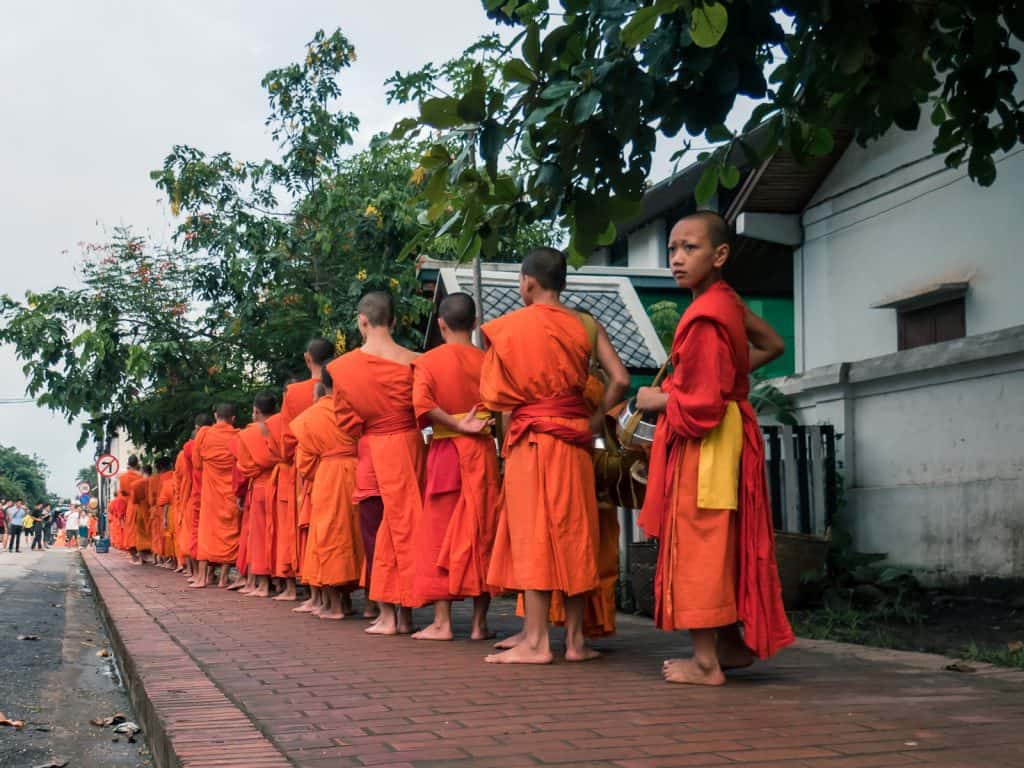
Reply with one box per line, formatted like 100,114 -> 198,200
961,641 -> 1024,670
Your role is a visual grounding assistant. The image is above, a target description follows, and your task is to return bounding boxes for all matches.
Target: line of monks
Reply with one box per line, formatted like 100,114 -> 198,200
105,214 -> 795,683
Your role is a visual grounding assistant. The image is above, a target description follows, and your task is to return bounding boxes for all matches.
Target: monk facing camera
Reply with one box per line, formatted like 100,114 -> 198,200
636,212 -> 793,686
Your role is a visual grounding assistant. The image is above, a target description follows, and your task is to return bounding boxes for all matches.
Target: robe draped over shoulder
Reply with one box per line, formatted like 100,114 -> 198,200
195,421 -> 241,565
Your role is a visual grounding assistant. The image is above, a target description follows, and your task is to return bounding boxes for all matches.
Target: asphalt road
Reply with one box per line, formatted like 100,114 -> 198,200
0,546 -> 151,768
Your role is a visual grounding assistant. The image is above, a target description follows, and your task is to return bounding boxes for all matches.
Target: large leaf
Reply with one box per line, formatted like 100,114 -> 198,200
694,163 -> 720,205
420,97 -> 464,129
690,2 -> 728,48
479,119 -> 506,178
621,7 -> 660,49
502,58 -> 537,84
572,89 -> 602,123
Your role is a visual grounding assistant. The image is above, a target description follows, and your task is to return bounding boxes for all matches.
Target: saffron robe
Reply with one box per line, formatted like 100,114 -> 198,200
131,477 -> 152,553
108,496 -> 127,550
155,471 -> 176,559
148,474 -> 164,557
118,469 -> 143,551
327,349 -> 425,606
189,428 -> 208,560
263,413 -> 297,579
195,421 -> 242,564
480,304 -> 600,596
292,396 -> 362,588
174,444 -> 194,559
637,281 -> 793,659
410,343 -> 500,604
236,420 -> 277,577
276,381 -> 316,578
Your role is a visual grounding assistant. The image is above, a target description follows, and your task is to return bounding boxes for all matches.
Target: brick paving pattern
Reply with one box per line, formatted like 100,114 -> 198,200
85,551 -> 1024,768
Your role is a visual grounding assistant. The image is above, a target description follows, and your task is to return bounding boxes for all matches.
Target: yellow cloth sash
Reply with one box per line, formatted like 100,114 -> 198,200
432,410 -> 493,440
697,401 -> 743,510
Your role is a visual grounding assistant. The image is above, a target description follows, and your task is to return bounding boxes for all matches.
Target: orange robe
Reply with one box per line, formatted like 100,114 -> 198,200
276,380 -> 316,579
292,397 -> 362,588
638,281 -> 793,658
480,304 -> 600,597
174,445 -> 194,560
190,429 -> 208,560
118,469 -> 143,551
194,421 -> 241,564
263,413 -> 295,579
108,496 -> 127,549
410,344 -> 500,604
327,349 -> 425,606
132,477 -> 152,554
236,421 -> 278,577
148,474 -> 163,557
155,471 -> 177,560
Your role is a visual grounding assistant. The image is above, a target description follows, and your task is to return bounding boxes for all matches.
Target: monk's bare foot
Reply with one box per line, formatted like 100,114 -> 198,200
188,581 -> 206,589
411,623 -> 454,641
292,600 -> 316,613
226,580 -> 247,591
273,592 -> 298,602
470,624 -> 495,641
716,636 -> 755,671
662,658 -> 725,686
318,608 -> 346,621
247,586 -> 271,598
565,644 -> 602,662
493,630 -> 525,649
485,644 -> 554,665
366,620 -> 398,636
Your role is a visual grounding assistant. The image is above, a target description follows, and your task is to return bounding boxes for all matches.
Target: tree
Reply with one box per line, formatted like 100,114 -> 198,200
76,465 -> 97,489
404,1 -> 1024,263
0,445 -> 50,505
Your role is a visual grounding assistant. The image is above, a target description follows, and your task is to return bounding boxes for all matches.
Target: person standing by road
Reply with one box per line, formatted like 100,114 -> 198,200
42,504 -> 54,547
30,504 -> 46,550
64,506 -> 80,548
7,500 -> 28,552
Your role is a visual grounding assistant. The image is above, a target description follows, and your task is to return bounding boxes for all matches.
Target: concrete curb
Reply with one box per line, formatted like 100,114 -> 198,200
83,551 -> 293,768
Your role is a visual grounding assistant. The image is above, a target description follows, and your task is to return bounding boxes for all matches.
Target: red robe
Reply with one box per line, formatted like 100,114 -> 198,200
148,474 -> 163,557
480,304 -> 599,596
638,281 -> 793,659
277,379 -> 316,579
410,343 -> 500,604
236,421 -> 277,577
174,444 -> 194,559
327,349 -> 425,606
292,397 -> 362,588
195,421 -> 241,564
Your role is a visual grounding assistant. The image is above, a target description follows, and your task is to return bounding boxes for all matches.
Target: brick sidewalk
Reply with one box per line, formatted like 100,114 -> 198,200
84,551 -> 1024,768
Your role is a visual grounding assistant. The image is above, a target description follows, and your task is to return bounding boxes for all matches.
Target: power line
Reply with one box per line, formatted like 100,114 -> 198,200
0,398 -> 36,405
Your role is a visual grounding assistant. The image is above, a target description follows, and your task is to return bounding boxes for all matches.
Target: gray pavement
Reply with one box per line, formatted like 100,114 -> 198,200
0,547 -> 151,768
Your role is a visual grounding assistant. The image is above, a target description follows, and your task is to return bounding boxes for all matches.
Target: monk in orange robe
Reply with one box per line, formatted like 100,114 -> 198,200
108,495 -> 127,551
234,393 -> 280,598
480,248 -> 613,665
187,413 -> 215,584
292,371 -> 363,620
274,338 -> 333,607
131,465 -> 153,565
327,291 -> 425,635
636,212 -> 794,686
118,456 -> 143,556
173,438 -> 195,573
409,293 -> 501,642
192,403 -> 242,589
153,456 -> 177,569
147,464 -> 165,565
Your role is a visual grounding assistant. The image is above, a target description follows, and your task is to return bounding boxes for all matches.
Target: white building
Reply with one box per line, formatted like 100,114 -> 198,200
590,120 -> 1024,582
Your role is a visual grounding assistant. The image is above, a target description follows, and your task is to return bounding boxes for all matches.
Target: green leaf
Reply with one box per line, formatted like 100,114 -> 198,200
695,163 -> 720,205
719,164 -> 740,189
502,58 -> 537,84
524,101 -> 562,126
523,22 -> 541,69
420,97 -> 463,129
390,117 -> 419,140
621,7 -> 660,49
706,123 -> 733,143
457,86 -> 487,124
690,2 -> 728,49
479,120 -> 506,178
596,219 -> 617,246
572,89 -> 602,123
540,80 -> 576,101
808,126 -> 835,157
419,144 -> 451,171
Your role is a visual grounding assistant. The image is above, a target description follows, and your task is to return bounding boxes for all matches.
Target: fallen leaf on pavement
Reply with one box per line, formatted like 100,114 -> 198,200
90,713 -> 126,727
17,635 -> 41,641
0,712 -> 26,728
945,662 -> 976,673
113,721 -> 141,736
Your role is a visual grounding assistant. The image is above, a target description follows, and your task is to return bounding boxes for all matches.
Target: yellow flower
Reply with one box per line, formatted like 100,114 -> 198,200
170,200 -> 180,217
409,166 -> 427,186
389,278 -> 400,290
334,330 -> 347,355
349,49 -> 357,63
364,204 -> 380,219
357,268 -> 367,281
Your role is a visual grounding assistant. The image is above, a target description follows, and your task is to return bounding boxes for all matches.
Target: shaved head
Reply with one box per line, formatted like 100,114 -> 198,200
521,247 -> 567,292
439,292 -> 476,332
194,412 -> 214,428
306,337 -> 334,366
253,391 -> 277,416
357,291 -> 395,328
214,402 -> 236,421
681,210 -> 732,248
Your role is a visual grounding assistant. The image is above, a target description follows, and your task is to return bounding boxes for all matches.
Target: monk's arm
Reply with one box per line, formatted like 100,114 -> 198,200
743,302 -> 785,372
594,322 -> 630,414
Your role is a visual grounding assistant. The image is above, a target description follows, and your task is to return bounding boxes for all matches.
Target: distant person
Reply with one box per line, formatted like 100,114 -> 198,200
42,504 -> 54,546
22,505 -> 36,549
30,504 -> 46,550
7,500 -> 27,552
0,500 -> 8,550
64,506 -> 80,548
79,510 -> 91,549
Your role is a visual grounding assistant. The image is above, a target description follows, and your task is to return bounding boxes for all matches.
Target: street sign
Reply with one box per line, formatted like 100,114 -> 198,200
77,481 -> 92,495
79,493 -> 91,506
96,454 -> 120,478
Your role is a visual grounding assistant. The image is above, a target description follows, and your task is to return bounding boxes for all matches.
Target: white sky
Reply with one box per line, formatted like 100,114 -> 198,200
1,0 -> 750,499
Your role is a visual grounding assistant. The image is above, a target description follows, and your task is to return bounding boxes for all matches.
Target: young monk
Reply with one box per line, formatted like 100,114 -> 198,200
108,493 -> 127,552
235,392 -> 279,598
292,370 -> 363,620
326,292 -> 425,635
409,292 -> 501,642
188,413 -> 215,583
636,211 -> 794,686
193,404 -> 242,589
118,456 -> 143,557
147,462 -> 167,566
153,457 -> 177,569
131,465 -> 153,565
480,248 -> 613,665
173,433 -> 195,574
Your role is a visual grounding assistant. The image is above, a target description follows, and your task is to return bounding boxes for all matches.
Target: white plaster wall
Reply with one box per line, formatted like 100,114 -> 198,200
796,136 -> 1024,372
627,218 -> 666,269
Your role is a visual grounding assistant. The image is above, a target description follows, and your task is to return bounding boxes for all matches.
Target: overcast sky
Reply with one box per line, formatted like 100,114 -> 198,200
1,1 -> 748,499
